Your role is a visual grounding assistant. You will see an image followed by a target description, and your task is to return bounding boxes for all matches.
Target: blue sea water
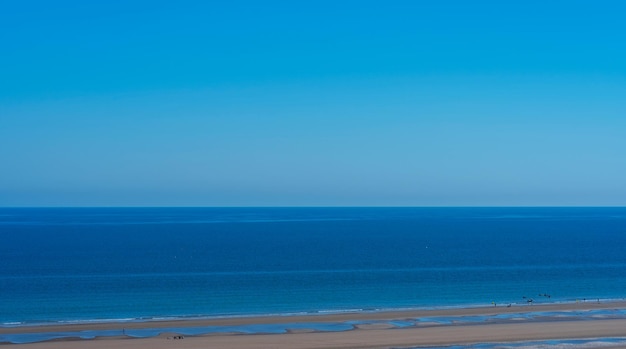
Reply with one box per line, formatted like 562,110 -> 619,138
1,207 -> 625,326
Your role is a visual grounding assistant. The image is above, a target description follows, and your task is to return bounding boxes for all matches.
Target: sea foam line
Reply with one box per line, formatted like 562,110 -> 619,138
3,297 -> 625,329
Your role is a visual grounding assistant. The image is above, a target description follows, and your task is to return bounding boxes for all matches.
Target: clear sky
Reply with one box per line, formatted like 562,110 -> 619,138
1,1 -> 625,206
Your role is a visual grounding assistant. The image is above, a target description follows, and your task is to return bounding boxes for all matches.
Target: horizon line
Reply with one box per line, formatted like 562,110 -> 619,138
1,205 -> 625,209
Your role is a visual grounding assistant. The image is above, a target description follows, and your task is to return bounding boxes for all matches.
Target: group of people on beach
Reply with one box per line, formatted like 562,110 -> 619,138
491,293 -> 557,308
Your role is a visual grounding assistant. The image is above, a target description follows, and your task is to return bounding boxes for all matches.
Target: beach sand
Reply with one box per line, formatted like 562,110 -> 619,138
3,301 -> 626,348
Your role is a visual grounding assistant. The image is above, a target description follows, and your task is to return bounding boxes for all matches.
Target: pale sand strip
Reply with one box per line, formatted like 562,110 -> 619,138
3,301 -> 626,348
6,319 -> 626,349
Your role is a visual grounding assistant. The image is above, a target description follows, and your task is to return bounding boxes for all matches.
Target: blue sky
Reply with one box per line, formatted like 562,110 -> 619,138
1,1 -> 625,206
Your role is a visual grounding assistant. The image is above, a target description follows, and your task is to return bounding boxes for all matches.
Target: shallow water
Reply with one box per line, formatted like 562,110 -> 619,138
3,308 -> 626,344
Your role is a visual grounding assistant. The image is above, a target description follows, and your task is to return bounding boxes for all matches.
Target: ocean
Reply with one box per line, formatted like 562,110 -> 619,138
1,207 -> 625,326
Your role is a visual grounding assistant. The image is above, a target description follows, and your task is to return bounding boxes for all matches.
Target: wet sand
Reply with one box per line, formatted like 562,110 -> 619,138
3,301 -> 626,348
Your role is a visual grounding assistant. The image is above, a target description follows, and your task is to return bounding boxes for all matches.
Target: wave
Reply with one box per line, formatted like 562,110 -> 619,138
4,297 -> 626,329
6,263 -> 626,281
0,322 -> 23,326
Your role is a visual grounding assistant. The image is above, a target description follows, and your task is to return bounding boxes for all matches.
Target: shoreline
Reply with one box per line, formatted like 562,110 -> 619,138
3,298 -> 624,332
3,300 -> 626,347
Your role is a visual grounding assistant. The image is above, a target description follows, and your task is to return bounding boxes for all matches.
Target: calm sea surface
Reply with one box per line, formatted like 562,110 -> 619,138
1,207 -> 625,325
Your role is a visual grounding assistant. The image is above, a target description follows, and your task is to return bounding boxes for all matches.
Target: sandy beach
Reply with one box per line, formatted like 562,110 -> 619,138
3,301 -> 626,348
